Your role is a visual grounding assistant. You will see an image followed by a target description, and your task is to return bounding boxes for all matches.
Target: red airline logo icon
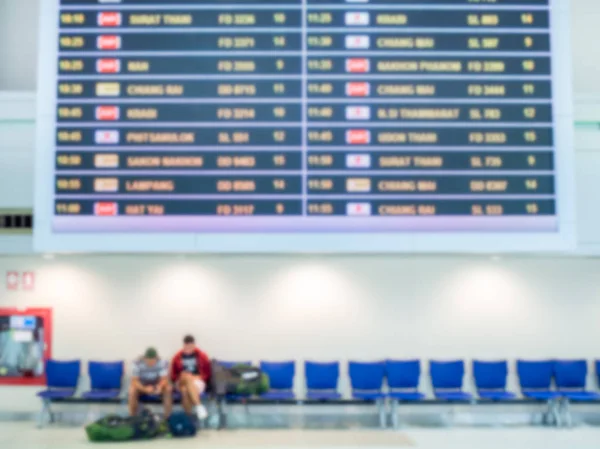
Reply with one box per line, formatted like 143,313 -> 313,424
97,35 -> 121,50
347,203 -> 372,216
346,154 -> 371,168
95,106 -> 120,121
346,58 -> 370,73
96,59 -> 121,73
346,130 -> 371,145
97,12 -> 122,27
94,202 -> 118,216
346,82 -> 370,97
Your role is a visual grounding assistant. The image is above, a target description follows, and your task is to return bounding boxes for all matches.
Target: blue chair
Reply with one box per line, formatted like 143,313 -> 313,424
473,360 -> 516,401
36,359 -> 81,427
259,361 -> 295,401
37,359 -> 80,400
517,360 -> 560,400
82,361 -> 124,400
349,361 -> 386,428
305,361 -> 341,401
348,361 -> 385,401
517,360 -> 563,426
386,360 -> 424,402
555,360 -> 600,402
430,360 -> 473,402
386,360 -> 424,429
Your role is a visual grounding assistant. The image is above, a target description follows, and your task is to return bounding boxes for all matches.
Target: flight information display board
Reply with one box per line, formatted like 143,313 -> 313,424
34,0 -> 575,253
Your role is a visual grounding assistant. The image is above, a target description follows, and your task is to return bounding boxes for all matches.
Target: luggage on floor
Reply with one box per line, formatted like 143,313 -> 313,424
85,409 -> 165,442
167,412 -> 198,438
211,361 -> 270,396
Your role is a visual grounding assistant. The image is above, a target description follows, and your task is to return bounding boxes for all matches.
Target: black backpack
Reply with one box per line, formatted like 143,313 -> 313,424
168,412 -> 198,437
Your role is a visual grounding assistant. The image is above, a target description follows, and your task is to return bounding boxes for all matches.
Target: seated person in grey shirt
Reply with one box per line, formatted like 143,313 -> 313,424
128,347 -> 172,417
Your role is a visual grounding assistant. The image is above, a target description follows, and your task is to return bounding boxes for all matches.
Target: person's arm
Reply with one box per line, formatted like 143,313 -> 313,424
198,351 -> 212,383
156,361 -> 169,392
131,363 -> 146,391
169,354 -> 179,383
132,376 -> 146,390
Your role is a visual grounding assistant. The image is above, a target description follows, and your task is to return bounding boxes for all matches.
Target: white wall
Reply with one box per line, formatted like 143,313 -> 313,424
1,254 -> 600,412
0,0 -> 38,91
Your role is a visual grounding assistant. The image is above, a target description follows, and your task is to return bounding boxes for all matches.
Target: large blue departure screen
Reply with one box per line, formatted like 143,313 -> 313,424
34,0 -> 575,253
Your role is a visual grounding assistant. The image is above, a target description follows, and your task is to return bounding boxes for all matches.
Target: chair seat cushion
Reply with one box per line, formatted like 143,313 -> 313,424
225,393 -> 251,402
37,389 -> 76,399
522,390 -> 561,400
435,391 -> 473,402
307,391 -> 342,401
82,390 -> 121,400
478,391 -> 517,401
260,390 -> 295,401
388,391 -> 425,402
559,391 -> 600,402
353,391 -> 385,401
139,393 -> 163,402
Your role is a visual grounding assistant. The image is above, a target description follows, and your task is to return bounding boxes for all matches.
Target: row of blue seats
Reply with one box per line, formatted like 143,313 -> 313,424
38,358 -> 600,403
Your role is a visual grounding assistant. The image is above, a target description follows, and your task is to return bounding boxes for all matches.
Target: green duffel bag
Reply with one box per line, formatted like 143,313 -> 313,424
85,409 -> 167,442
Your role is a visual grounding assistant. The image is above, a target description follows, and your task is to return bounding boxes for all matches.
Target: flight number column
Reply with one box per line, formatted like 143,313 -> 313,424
55,1 -> 305,221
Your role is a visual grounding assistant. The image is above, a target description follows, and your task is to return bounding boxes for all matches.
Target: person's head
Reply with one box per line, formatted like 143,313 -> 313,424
182,335 -> 196,354
143,347 -> 159,367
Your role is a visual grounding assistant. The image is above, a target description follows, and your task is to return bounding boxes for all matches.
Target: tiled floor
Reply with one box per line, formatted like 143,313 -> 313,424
2,423 -> 600,449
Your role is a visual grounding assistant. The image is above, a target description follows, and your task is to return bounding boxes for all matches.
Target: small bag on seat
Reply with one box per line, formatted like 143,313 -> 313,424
211,360 -> 270,396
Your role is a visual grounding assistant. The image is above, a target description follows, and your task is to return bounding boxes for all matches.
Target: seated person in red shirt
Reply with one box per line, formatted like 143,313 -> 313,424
170,335 -> 211,420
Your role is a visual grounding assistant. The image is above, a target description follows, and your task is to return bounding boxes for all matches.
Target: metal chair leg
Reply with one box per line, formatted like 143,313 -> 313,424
377,398 -> 387,429
37,400 -> 50,428
550,399 -> 562,427
391,400 -> 400,430
217,398 -> 227,430
562,398 -> 573,428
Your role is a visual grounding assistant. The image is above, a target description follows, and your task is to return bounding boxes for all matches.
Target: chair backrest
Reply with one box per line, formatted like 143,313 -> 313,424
348,361 -> 385,391
260,361 -> 295,390
305,361 -> 339,390
517,360 -> 554,390
217,360 -> 253,369
473,360 -> 508,390
554,360 -> 587,390
46,359 -> 80,389
430,360 -> 465,390
88,361 -> 124,390
386,360 -> 420,390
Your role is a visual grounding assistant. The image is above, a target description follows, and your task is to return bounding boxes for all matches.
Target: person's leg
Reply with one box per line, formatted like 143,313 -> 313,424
162,383 -> 173,418
184,375 -> 208,419
178,375 -> 193,414
128,384 -> 143,416
183,375 -> 201,407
